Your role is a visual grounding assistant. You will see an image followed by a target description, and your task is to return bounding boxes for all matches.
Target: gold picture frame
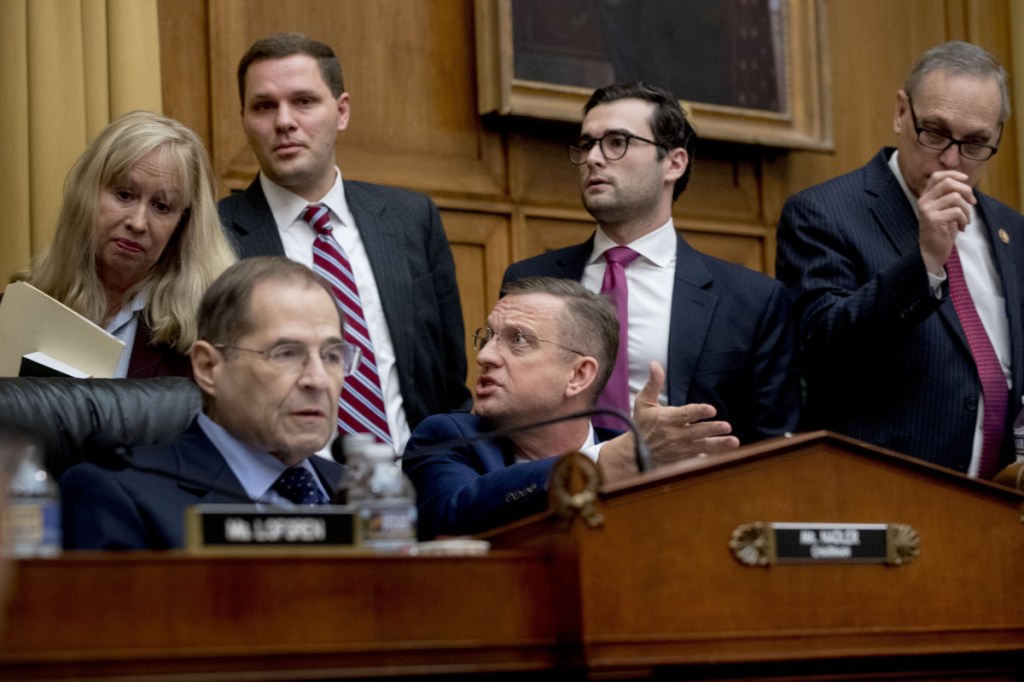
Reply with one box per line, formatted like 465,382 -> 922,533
475,0 -> 832,151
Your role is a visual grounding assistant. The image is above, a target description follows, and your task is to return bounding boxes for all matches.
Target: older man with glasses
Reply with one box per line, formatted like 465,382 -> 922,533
61,257 -> 352,550
776,41 -> 1024,479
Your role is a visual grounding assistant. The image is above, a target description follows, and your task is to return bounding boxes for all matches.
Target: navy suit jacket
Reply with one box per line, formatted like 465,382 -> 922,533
59,420 -> 344,550
776,148 -> 1024,472
403,412 -> 619,540
218,178 -> 471,430
503,233 -> 801,444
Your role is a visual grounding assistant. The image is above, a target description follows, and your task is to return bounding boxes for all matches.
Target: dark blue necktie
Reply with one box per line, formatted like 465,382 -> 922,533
272,466 -> 328,505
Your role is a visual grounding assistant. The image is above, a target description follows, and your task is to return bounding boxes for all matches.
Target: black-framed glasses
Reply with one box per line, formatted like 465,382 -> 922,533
473,327 -> 584,356
215,342 -> 360,377
906,95 -> 1000,161
568,131 -> 666,164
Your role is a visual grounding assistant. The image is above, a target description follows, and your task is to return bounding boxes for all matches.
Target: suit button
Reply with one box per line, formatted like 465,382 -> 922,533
966,396 -> 978,411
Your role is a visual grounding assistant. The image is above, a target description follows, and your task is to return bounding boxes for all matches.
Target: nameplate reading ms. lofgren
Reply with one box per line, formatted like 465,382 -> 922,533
185,504 -> 356,552
729,522 -> 920,566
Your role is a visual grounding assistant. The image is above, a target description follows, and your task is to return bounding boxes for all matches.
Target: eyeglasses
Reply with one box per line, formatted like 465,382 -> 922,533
473,327 -> 584,356
568,131 -> 666,164
215,342 -> 360,377
906,95 -> 1000,161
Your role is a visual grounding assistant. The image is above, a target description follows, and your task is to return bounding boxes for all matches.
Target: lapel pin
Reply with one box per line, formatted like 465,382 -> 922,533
999,229 -> 1010,244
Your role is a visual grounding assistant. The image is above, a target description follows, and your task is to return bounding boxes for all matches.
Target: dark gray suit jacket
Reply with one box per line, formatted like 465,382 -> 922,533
218,178 -> 471,432
503,232 -> 801,445
777,147 -> 1024,472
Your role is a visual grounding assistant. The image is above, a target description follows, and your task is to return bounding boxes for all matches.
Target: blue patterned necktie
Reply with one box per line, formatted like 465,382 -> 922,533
272,466 -> 328,505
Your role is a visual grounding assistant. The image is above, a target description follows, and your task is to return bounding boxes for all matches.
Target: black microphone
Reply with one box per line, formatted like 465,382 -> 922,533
82,433 -> 277,504
400,406 -> 652,474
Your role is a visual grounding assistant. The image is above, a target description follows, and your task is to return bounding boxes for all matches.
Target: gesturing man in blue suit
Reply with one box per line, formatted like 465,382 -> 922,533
218,33 -> 469,454
404,277 -> 737,540
777,42 -> 1024,478
504,82 -> 800,447
60,258 -> 351,549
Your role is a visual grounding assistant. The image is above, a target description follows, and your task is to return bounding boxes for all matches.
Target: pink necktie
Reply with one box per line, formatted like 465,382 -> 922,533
594,246 -> 640,429
946,245 -> 1006,479
304,205 -> 392,445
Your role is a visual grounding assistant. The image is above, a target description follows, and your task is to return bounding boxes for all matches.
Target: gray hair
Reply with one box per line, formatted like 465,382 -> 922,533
904,41 -> 1011,122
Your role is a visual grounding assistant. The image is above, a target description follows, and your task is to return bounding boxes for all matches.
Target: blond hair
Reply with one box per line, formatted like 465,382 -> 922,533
16,111 -> 236,353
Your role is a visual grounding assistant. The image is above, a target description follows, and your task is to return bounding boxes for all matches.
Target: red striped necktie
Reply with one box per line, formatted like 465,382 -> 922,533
303,204 -> 392,445
946,245 -> 1006,479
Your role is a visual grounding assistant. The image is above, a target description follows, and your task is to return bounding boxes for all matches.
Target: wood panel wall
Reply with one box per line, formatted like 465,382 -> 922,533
158,0 -> 1018,390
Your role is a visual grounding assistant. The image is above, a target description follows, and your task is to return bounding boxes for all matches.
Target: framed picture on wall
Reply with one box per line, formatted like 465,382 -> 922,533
475,0 -> 832,151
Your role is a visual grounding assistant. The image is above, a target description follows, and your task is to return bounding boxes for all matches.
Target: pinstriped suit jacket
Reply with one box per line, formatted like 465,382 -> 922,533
776,148 -> 1024,473
218,178 -> 471,432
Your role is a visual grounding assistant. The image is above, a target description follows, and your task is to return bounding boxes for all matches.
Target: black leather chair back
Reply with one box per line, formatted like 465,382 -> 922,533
0,377 -> 201,479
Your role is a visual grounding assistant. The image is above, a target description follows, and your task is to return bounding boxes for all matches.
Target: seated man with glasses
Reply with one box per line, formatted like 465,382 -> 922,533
404,277 -> 736,540
61,257 -> 353,549
776,41 -> 1024,478
504,81 -> 800,447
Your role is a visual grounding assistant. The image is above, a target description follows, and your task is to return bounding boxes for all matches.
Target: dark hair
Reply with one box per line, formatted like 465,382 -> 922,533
237,32 -> 345,106
905,41 -> 1011,122
501,277 -> 619,400
583,81 -> 697,200
198,256 -> 342,347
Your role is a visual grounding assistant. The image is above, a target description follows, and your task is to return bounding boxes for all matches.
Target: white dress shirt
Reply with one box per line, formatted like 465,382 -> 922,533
105,291 -> 147,378
889,151 -> 1011,476
581,219 -> 677,408
259,171 -> 411,454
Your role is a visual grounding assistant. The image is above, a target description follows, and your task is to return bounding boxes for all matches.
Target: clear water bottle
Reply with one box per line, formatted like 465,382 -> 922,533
4,440 -> 61,557
350,443 -> 417,552
334,434 -> 376,505
1013,396 -> 1024,464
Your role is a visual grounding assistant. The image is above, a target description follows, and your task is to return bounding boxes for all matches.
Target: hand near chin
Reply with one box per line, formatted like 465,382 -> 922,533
918,170 -> 975,275
596,362 -> 739,483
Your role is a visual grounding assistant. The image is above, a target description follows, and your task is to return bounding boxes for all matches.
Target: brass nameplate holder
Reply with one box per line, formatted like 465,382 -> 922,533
730,522 -> 919,567
185,504 -> 357,553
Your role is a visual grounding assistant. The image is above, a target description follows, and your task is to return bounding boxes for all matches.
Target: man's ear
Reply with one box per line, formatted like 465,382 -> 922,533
337,92 -> 351,132
664,147 -> 688,183
893,89 -> 909,135
565,356 -> 599,400
190,340 -> 221,399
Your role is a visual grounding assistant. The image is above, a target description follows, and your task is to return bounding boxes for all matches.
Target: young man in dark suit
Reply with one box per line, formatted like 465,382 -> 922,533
504,82 -> 800,447
218,33 -> 469,454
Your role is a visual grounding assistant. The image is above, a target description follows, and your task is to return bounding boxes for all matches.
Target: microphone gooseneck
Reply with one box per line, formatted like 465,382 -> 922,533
402,407 -> 652,473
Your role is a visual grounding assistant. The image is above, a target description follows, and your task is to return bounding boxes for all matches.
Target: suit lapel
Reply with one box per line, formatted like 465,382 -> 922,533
666,234 -> 717,405
555,236 -> 595,280
345,182 -> 403,339
863,152 -> 920,257
227,179 -> 286,256
172,424 -> 249,502
865,152 -> 970,352
977,196 -> 1024,398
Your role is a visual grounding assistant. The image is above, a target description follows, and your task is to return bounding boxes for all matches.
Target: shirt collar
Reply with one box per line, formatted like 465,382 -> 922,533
259,168 -> 350,232
196,412 -> 319,502
588,217 -> 676,268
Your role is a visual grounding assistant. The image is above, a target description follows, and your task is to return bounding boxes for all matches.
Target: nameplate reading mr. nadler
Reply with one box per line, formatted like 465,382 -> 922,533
185,505 -> 356,553
729,522 -> 920,567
